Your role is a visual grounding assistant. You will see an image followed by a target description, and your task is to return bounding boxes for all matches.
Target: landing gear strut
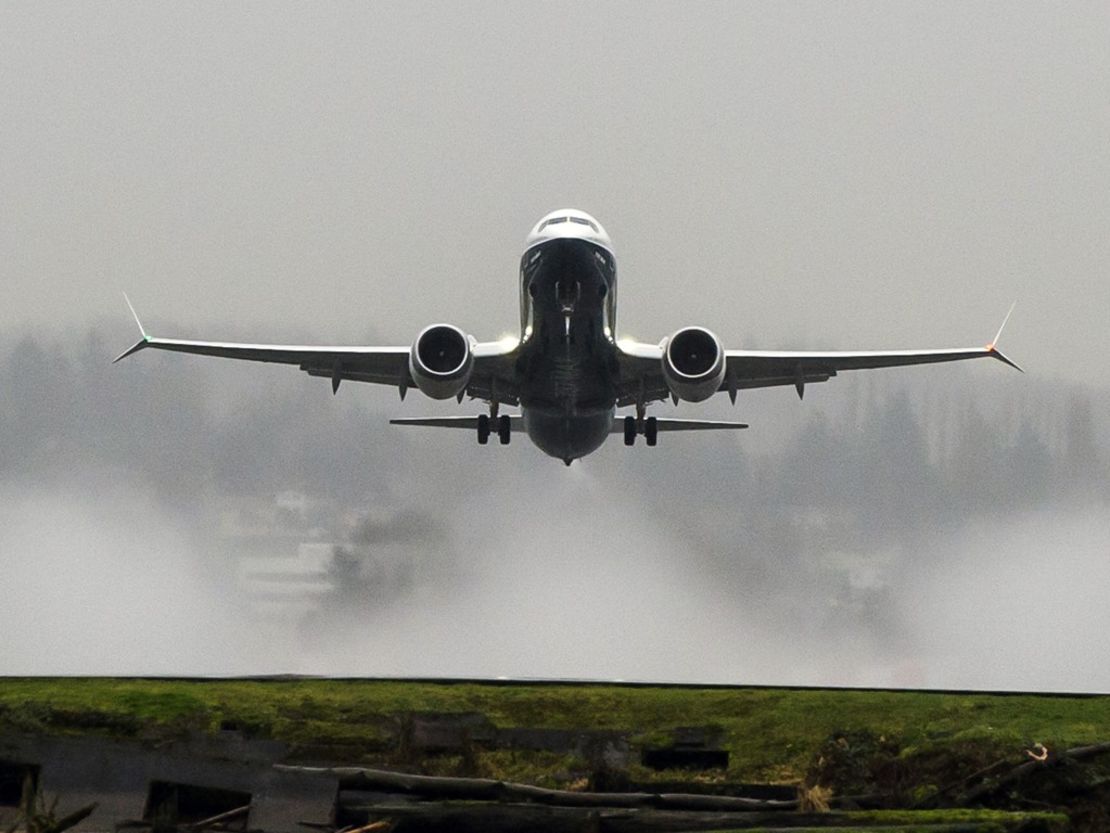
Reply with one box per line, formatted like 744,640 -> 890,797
477,409 -> 511,446
624,415 -> 658,447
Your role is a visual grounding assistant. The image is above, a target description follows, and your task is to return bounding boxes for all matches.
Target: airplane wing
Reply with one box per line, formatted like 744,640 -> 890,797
715,343 -> 1020,399
615,307 -> 1021,406
113,296 -> 519,400
115,333 -> 411,389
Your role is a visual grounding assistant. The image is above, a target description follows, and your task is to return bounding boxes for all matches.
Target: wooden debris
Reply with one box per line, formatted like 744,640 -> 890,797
341,822 -> 391,833
275,765 -> 798,813
44,804 -> 98,833
186,804 -> 250,830
953,739 -> 1110,806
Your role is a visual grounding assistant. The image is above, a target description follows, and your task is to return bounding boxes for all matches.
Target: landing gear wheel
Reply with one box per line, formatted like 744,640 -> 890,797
477,414 -> 490,445
624,416 -> 636,446
498,414 -> 512,445
645,416 -> 658,447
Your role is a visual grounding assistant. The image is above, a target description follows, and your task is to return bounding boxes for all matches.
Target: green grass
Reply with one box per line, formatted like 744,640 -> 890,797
0,678 -> 1107,786
709,809 -> 1069,831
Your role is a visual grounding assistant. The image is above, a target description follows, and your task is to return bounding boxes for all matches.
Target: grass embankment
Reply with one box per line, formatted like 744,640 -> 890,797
0,678 -> 1106,788
713,816 -> 1067,833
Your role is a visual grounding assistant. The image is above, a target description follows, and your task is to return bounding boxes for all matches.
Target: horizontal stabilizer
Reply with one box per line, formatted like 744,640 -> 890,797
390,415 -> 526,431
391,416 -> 749,433
610,418 -> 749,433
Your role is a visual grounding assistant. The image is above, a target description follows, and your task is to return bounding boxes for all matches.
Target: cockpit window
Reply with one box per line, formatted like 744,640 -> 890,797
538,215 -> 601,234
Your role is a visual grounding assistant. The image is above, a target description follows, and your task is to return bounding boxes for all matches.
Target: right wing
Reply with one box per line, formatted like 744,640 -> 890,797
615,307 -> 1020,406
719,343 -> 1021,397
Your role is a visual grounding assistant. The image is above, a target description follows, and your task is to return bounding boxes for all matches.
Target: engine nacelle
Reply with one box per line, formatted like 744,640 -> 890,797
409,324 -> 474,400
661,326 -> 725,403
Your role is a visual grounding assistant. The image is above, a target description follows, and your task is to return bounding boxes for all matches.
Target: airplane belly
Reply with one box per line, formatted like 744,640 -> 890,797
515,234 -> 620,462
523,408 -> 613,463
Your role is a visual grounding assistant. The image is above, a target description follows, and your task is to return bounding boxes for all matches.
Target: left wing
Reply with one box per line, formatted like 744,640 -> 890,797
113,296 -> 520,400
115,332 -> 411,388
615,308 -> 1021,406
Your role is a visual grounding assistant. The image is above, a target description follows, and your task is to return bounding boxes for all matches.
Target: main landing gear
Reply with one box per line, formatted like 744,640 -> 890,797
623,415 -> 657,447
476,414 -> 511,445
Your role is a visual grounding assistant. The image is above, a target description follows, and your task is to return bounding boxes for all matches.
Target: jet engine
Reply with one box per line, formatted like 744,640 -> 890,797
661,326 -> 725,402
409,324 -> 474,400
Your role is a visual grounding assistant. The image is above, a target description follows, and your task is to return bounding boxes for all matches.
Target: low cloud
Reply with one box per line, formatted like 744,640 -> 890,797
1,329 -> 1108,690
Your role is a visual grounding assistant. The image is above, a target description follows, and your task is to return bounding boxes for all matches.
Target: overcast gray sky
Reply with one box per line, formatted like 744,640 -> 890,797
2,3 -> 1109,689
3,2 -> 1108,370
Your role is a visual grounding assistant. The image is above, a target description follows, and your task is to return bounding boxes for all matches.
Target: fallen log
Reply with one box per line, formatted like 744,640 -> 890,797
278,765 -> 798,812
43,803 -> 99,833
187,804 -> 250,830
953,739 -> 1110,806
1058,739 -> 1110,761
341,822 -> 391,833
341,802 -> 875,833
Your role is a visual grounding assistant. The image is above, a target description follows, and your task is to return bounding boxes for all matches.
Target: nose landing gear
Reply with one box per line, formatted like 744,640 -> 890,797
555,280 -> 581,313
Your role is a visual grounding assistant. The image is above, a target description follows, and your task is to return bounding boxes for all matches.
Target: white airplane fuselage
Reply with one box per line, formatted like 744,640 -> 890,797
515,210 -> 619,462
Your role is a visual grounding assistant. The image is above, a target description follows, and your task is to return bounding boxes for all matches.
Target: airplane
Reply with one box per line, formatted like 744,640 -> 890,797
115,208 -> 1020,465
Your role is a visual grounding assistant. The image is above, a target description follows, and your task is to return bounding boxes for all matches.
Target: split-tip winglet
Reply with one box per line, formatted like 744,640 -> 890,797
112,338 -> 149,364
112,292 -> 151,363
985,301 -> 1023,372
989,346 -> 1023,373
123,292 -> 148,339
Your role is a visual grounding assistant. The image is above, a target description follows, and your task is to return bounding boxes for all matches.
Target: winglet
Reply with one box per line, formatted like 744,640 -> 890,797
112,292 -> 151,363
112,338 -> 149,363
988,301 -> 1016,350
986,301 -> 1023,372
123,292 -> 148,339
990,347 -> 1023,372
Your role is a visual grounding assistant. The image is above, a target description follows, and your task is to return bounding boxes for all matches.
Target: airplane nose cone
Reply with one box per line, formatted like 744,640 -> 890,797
527,209 -> 611,249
